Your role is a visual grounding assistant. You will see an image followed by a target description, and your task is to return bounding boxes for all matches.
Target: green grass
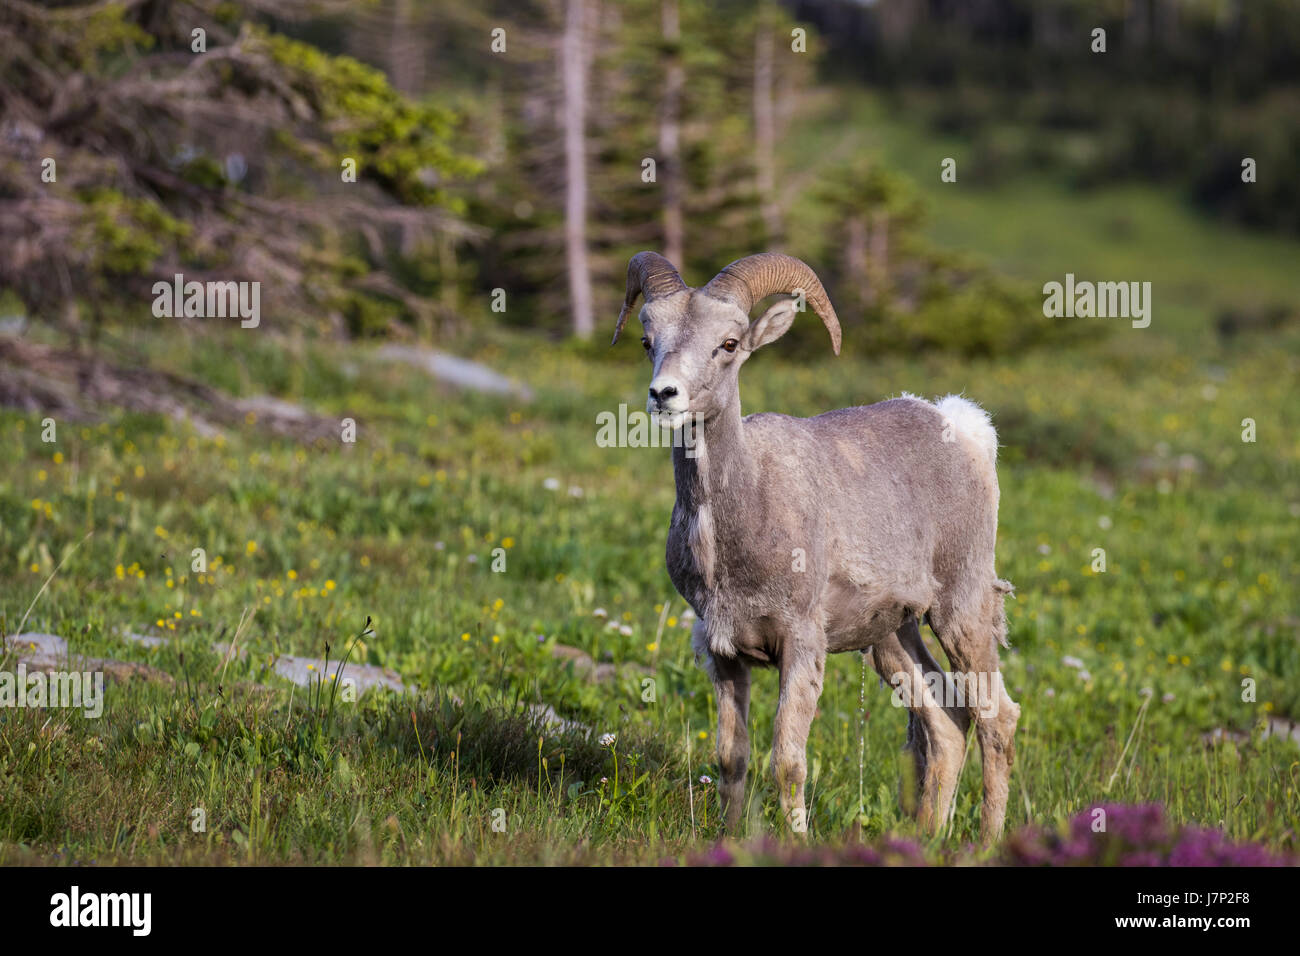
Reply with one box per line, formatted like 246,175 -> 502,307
2,92 -> 1299,864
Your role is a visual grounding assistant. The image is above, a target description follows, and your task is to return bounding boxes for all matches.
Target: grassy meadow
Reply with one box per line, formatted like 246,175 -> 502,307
2,92 -> 1298,865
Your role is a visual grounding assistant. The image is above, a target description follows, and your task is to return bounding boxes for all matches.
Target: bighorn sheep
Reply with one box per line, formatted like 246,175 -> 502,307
612,251 -> 1020,842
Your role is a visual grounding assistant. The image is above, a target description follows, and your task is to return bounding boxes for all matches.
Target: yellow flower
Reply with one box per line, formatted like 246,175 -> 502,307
646,642 -> 658,652
287,569 -> 298,580
325,580 -> 336,591
667,617 -> 677,628
697,731 -> 707,740
52,452 -> 64,464
155,619 -> 165,627
492,598 -> 504,611
246,541 -> 258,555
492,634 -> 501,644
502,537 -> 515,549
461,633 -> 470,642
360,556 -> 371,567
29,562 -> 40,573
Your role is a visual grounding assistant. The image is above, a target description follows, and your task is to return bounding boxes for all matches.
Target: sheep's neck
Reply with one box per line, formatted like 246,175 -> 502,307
671,396 -> 754,526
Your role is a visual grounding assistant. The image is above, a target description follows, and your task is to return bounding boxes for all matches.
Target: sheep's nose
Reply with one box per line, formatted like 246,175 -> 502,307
649,384 -> 678,403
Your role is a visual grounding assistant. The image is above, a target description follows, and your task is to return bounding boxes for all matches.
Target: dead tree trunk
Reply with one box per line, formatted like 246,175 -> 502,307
562,0 -> 595,337
659,0 -> 685,267
753,8 -> 783,249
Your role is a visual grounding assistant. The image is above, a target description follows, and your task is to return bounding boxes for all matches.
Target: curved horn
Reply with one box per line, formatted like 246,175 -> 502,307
612,251 -> 688,345
701,253 -> 842,354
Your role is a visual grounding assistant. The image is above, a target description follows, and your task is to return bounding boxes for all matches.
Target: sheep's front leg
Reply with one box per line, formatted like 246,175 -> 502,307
772,640 -> 825,835
711,653 -> 751,830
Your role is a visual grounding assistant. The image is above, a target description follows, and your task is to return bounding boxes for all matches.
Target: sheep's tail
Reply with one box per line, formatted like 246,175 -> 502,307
933,394 -> 999,464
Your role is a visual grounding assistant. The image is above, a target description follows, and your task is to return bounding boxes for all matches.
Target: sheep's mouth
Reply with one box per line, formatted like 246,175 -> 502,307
650,408 -> 690,430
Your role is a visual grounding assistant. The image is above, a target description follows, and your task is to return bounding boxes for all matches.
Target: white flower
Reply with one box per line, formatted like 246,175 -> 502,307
1077,669 -> 1092,682
1037,543 -> 1051,555
568,485 -> 584,498
1162,692 -> 1175,703
619,624 -> 633,637
699,775 -> 712,785
599,733 -> 616,747
1062,655 -> 1084,669
543,477 -> 560,491
592,607 -> 608,619
1044,688 -> 1055,698
1098,515 -> 1112,530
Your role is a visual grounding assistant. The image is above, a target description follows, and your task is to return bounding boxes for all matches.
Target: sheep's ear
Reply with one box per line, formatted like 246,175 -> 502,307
741,299 -> 798,351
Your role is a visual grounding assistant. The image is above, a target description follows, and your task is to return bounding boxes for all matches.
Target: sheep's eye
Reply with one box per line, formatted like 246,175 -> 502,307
722,338 -> 739,353
641,335 -> 651,351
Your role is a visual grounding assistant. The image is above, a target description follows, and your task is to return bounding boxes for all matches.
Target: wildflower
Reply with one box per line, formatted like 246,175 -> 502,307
246,541 -> 257,555
1062,655 -> 1084,669
619,625 -> 633,637
592,607 -> 608,620
699,775 -> 712,785
599,733 -> 616,747
543,477 -> 560,491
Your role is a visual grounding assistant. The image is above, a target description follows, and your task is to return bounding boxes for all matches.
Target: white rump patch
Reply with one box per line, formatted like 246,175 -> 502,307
933,394 -> 998,463
895,391 -> 998,463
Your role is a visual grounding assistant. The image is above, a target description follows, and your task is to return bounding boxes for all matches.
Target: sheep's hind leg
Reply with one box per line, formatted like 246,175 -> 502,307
871,618 -> 970,833
930,586 -> 1020,843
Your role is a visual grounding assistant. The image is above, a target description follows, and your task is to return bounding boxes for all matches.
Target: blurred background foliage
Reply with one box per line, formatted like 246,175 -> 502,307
6,0 -> 1294,360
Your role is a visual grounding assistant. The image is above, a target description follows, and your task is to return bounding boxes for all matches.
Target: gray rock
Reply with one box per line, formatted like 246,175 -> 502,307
375,345 -> 533,400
